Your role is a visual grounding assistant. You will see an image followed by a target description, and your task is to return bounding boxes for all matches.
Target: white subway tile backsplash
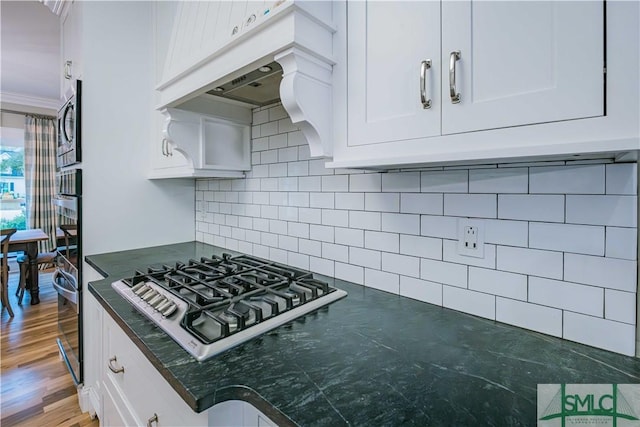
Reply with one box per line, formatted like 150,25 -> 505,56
278,206 -> 298,221
529,277 -> 603,317
443,286 -> 495,320
498,195 -> 564,222
350,174 -> 382,192
382,213 -> 420,235
382,172 -> 420,192
308,159 -> 333,176
420,215 -> 458,239
288,252 -> 310,270
322,209 -> 350,227
444,194 -> 497,218
399,276 -> 442,306
365,193 -> 400,212
261,150 -> 278,164
279,235 -> 298,252
298,208 -> 322,224
252,137 -> 269,152
286,130 -> 305,146
198,108 -> 638,356
566,195 -> 637,227
605,227 -> 637,260
322,175 -> 349,192
400,235 -> 442,260
310,192 -> 334,209
350,247 -> 381,269
564,253 -> 637,292
322,242 -> 349,263
420,259 -> 467,288
288,193 -> 309,208
469,168 -> 528,194
421,170 -> 468,193
605,289 -> 636,324
335,262 -> 364,285
529,165 -> 605,194
483,219 -> 528,247
269,163 -> 287,177
606,163 -> 637,195
529,223 -> 605,256
299,238 -> 321,257
335,227 -> 364,247
269,219 -> 288,235
400,193 -> 443,215
310,224 -> 334,243
563,312 -> 635,356
299,176 -> 321,192
261,232 -> 278,247
365,269 -> 400,294
288,222 -> 309,239
468,267 -> 527,300
288,161 -> 309,177
497,246 -> 563,279
496,298 -> 562,337
336,192 -> 364,210
365,231 -> 400,253
268,133 -> 288,149
310,256 -> 334,276
349,211 -> 381,231
382,253 -> 420,278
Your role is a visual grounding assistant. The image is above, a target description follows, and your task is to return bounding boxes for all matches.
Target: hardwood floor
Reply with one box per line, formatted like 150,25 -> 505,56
1,268 -> 99,427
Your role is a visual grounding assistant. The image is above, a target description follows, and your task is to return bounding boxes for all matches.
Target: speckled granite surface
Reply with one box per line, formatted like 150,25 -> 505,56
86,241 -> 640,426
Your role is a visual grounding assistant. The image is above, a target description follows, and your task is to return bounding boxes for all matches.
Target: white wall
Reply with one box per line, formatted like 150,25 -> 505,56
82,1 -> 194,256
196,102 -> 639,356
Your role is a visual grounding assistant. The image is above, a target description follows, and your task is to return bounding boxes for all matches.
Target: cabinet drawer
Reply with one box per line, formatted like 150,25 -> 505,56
103,314 -> 208,426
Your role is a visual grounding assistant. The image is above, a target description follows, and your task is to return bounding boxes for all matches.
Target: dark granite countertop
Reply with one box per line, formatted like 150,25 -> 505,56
86,241 -> 640,426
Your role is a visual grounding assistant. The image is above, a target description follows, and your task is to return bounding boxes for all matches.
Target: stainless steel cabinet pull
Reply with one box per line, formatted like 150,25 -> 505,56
420,60 -> 432,109
449,51 -> 461,104
147,413 -> 158,427
64,60 -> 72,80
161,138 -> 167,157
108,356 -> 124,374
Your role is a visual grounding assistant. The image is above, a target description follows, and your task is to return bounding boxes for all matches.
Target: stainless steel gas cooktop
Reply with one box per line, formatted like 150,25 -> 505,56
111,254 -> 347,361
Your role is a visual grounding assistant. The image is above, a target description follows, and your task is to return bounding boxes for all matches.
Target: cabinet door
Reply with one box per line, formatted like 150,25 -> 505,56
61,1 -> 83,98
347,1 -> 441,146
441,0 -> 604,134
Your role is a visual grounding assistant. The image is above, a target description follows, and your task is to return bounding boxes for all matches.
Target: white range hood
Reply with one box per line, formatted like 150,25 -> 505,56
156,0 -> 335,159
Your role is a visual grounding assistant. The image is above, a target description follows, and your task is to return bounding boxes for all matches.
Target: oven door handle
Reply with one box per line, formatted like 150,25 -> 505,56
52,270 -> 78,308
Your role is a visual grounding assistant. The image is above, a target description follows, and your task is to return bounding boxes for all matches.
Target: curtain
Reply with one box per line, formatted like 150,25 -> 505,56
24,115 -> 57,252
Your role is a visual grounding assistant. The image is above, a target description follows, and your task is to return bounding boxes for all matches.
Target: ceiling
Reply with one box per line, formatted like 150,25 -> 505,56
0,1 -> 61,106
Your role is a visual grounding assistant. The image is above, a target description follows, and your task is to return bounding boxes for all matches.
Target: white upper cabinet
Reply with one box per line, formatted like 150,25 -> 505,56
330,1 -> 638,169
61,0 -> 83,99
441,1 -> 604,134
347,1 -> 441,146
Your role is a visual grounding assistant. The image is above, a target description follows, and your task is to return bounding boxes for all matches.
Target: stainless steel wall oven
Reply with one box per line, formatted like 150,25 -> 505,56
53,169 -> 82,385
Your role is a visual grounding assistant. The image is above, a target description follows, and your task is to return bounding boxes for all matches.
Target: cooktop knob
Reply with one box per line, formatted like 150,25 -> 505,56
161,303 -> 177,318
142,290 -> 159,302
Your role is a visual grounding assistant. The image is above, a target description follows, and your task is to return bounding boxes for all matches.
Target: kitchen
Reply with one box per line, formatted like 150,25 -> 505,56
2,0 -> 640,426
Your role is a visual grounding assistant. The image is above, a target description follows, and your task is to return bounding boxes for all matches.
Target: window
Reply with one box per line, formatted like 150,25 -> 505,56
1,126 -> 26,230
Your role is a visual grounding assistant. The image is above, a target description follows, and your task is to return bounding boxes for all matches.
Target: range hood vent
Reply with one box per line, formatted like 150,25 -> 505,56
206,62 -> 283,107
156,1 -> 336,158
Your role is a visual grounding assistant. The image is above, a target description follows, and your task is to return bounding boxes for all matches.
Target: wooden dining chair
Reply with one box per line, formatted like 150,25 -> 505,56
1,228 -> 18,317
16,251 -> 57,305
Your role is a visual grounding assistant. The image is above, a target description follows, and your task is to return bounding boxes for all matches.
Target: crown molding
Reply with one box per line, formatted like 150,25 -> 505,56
0,92 -> 61,111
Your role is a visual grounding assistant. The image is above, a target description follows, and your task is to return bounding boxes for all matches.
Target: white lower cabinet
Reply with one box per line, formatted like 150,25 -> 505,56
91,288 -> 278,426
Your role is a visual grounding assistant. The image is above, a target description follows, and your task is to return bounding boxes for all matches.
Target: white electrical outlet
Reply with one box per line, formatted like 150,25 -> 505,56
457,219 -> 484,258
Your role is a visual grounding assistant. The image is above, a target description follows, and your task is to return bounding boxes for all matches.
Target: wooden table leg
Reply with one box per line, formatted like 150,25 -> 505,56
26,242 -> 40,305
1,267 -> 14,317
